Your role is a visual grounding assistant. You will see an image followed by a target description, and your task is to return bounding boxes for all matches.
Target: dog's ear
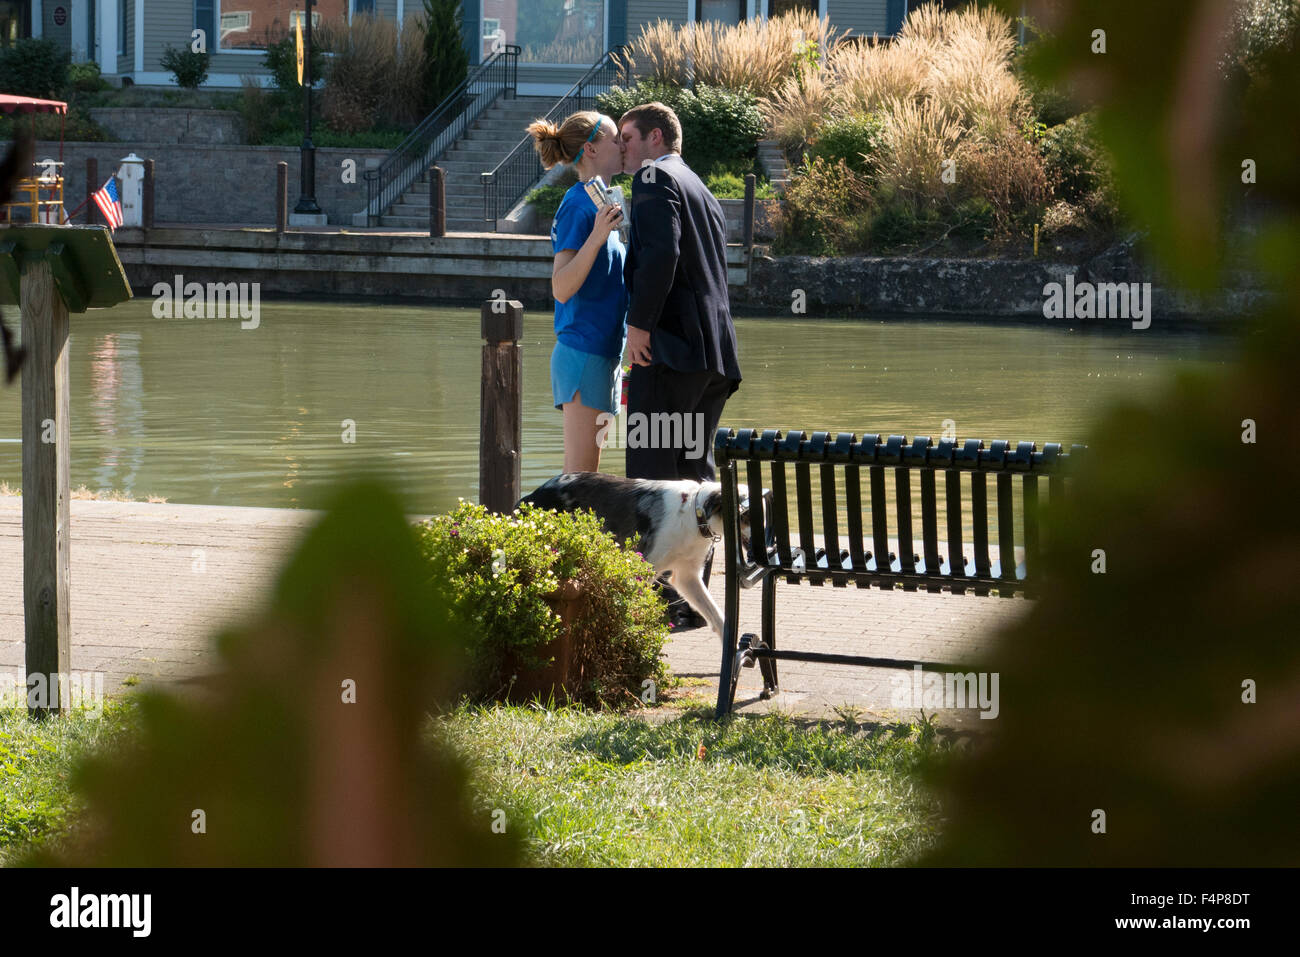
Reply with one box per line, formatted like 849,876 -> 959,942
701,486 -> 723,519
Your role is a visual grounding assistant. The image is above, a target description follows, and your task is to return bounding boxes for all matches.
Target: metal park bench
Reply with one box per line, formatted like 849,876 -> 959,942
712,428 -> 1086,717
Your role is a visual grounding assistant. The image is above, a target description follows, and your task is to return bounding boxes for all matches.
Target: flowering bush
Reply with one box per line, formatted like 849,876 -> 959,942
414,501 -> 669,707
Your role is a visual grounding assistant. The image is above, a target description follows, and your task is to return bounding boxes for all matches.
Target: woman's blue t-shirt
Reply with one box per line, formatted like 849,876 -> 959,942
550,181 -> 628,359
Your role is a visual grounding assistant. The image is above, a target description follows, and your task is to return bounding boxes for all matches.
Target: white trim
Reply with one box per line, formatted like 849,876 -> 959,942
397,0 -> 404,22
818,0 -> 826,20
687,0 -> 696,23
128,70 -> 274,87
135,0 -> 144,73
32,0 -> 42,38
98,0 -> 118,74
745,0 -> 756,21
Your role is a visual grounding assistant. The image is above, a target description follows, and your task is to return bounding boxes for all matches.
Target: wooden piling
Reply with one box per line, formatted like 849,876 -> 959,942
276,162 -> 288,234
85,157 -> 97,226
742,173 -> 756,256
20,253 -> 71,715
429,166 -> 446,239
143,159 -> 155,229
479,299 -> 523,514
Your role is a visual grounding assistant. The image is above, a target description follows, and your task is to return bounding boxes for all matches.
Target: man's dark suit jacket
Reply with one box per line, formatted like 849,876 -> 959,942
624,154 -> 743,383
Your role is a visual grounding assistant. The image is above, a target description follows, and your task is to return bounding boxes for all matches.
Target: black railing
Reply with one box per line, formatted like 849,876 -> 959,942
362,45 -> 520,227
480,45 -> 631,229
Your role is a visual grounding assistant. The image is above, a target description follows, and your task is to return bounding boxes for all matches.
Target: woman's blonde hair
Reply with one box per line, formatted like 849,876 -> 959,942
527,111 -> 614,169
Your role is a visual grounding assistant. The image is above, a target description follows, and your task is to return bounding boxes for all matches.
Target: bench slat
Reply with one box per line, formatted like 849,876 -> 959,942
794,445 -> 821,585
996,470 -> 1017,586
869,463 -> 890,577
920,468 -> 941,586
771,433 -> 798,583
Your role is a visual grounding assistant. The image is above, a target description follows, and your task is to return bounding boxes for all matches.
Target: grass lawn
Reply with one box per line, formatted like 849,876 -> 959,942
1,692 -> 955,867
0,699 -> 140,866
433,700 -> 952,867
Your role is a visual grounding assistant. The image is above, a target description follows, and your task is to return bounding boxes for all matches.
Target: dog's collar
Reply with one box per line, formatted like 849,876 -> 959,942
693,488 -> 721,541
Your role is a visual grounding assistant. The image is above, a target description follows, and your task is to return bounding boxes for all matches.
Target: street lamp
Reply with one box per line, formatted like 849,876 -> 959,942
294,0 -> 321,217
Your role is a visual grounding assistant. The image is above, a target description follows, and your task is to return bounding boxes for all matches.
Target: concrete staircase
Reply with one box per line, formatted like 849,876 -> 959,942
757,140 -> 792,193
378,95 -> 554,232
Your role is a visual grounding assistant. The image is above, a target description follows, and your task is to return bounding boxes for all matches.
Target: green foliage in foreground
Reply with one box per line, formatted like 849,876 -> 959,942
434,703 -> 954,867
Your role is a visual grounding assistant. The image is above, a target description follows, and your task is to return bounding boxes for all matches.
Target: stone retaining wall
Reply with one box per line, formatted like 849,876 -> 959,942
88,109 -> 246,145
34,140 -> 389,227
741,239 -> 1271,320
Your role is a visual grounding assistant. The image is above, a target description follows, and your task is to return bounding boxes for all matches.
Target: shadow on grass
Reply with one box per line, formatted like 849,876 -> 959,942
557,705 -> 959,777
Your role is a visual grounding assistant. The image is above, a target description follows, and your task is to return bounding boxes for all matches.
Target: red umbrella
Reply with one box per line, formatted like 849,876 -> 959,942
0,94 -> 68,161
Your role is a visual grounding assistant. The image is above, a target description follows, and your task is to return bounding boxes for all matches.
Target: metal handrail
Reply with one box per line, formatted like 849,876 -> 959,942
480,45 -> 631,229
362,44 -> 520,226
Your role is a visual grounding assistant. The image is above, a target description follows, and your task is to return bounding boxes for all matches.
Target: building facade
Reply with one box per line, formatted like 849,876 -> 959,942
4,0 -> 911,94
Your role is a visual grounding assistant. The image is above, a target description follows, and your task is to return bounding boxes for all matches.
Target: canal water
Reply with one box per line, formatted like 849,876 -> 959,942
0,301 -> 1232,516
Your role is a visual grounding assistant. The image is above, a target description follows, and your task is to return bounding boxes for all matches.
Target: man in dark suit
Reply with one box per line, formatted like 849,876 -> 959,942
618,102 -> 742,627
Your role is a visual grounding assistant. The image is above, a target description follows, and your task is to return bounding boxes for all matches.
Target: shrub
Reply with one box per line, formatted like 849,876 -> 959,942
620,10 -> 849,99
953,131 -> 1052,236
526,184 -> 568,222
0,38 -> 68,99
760,65 -> 834,154
160,45 -> 209,89
704,170 -> 776,199
808,113 -> 883,176
414,501 -> 668,708
68,60 -> 107,93
1040,112 -> 1107,204
264,33 -> 327,91
1222,0 -> 1300,79
778,155 -> 872,256
422,0 -> 468,114
598,80 -> 765,177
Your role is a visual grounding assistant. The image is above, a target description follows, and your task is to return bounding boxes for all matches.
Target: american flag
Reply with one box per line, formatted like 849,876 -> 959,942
92,176 -> 124,230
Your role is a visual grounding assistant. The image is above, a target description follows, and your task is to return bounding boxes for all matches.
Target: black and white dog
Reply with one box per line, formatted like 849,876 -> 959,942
516,473 -> 750,643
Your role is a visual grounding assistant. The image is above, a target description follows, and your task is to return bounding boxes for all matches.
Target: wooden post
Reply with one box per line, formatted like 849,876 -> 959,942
0,227 -> 131,718
85,157 -> 98,226
742,173 -> 756,256
479,299 -> 523,514
276,162 -> 288,234
429,166 -> 446,239
20,252 -> 71,716
143,159 -> 155,229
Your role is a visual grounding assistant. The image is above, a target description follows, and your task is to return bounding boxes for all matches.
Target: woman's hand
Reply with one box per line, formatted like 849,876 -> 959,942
588,205 -> 623,245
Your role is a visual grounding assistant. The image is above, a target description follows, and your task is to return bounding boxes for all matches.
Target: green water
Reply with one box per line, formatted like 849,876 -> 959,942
0,300 -> 1232,514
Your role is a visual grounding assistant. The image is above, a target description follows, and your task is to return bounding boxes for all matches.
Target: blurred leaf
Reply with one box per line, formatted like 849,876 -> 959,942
24,479 -> 519,866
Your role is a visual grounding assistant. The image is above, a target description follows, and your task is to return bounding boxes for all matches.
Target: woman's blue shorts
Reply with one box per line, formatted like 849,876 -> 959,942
551,340 -> 623,415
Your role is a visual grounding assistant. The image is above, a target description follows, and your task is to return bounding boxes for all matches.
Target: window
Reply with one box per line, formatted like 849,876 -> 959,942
491,0 -> 606,65
483,18 -> 500,38
119,0 -> 128,56
194,0 -> 216,47
353,0 -> 376,13
204,1 -> 347,52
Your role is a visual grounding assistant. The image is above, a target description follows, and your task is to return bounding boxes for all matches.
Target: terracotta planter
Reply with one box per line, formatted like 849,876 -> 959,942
502,579 -> 585,704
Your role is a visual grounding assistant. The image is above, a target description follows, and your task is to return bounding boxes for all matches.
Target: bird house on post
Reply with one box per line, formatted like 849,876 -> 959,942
0,225 -> 132,716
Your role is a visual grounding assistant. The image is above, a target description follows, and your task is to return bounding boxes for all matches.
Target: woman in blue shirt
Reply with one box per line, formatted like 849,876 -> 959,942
527,110 -> 627,473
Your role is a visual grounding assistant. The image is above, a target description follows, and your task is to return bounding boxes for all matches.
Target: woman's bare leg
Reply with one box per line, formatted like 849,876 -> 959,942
562,391 -> 605,473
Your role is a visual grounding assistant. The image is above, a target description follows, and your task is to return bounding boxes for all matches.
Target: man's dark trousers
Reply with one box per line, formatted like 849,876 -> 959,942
626,363 -> 735,482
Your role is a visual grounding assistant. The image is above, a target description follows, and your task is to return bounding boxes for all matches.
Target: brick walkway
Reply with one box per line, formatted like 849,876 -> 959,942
0,499 -> 1026,726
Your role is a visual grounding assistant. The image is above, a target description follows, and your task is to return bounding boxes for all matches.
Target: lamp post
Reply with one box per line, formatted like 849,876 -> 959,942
294,0 -> 321,217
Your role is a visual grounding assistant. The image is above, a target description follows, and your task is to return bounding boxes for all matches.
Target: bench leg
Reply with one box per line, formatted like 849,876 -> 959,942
715,617 -> 742,718
758,572 -> 779,698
